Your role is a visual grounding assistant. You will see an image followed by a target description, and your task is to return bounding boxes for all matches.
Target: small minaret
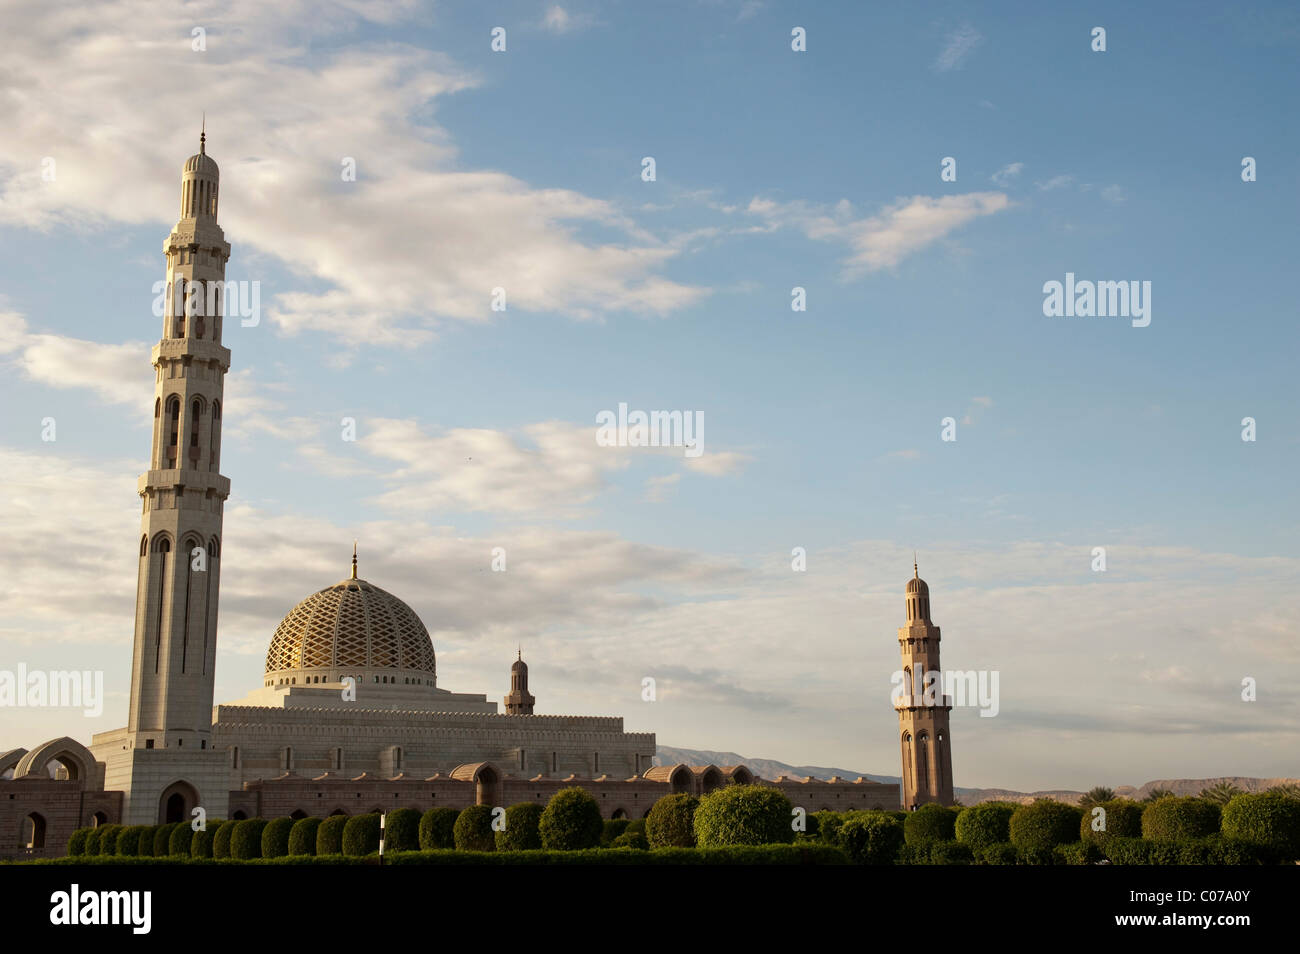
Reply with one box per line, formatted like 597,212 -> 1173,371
895,560 -> 954,808
504,649 -> 535,715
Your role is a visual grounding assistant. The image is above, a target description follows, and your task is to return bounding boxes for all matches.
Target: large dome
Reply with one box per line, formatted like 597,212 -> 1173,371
264,577 -> 437,680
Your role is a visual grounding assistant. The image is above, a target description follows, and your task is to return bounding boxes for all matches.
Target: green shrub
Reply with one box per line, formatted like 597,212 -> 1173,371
1221,792 -> 1300,861
928,839 -> 975,865
382,844 -> 847,865
693,785 -> 794,848
646,794 -> 700,848
1009,801 -> 1083,863
419,807 -> 458,850
168,823 -> 195,857
261,817 -> 295,858
1103,837 -> 1152,865
135,826 -> 157,857
152,823 -> 179,857
212,821 -> 235,859
904,803 -> 958,846
384,808 -> 421,853
601,818 -> 630,845
84,827 -> 103,855
67,828 -> 90,857
812,811 -> 844,845
954,802 -> 1016,849
839,813 -> 905,865
96,825 -> 124,856
978,842 -> 1018,865
116,826 -> 146,857
454,805 -> 497,852
342,814 -> 381,856
1080,798 -> 1143,847
190,821 -> 222,859
1141,797 -> 1220,841
231,819 -> 268,859
287,817 -> 321,856
1052,841 -> 1101,865
610,831 -> 649,850
539,788 -> 603,851
494,803 -> 543,851
625,818 -> 646,836
316,815 -> 348,855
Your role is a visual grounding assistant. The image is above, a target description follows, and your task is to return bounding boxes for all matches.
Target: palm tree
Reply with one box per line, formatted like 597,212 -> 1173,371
1200,782 -> 1244,805
1268,783 -> 1300,799
1079,786 -> 1115,809
1143,788 -> 1175,803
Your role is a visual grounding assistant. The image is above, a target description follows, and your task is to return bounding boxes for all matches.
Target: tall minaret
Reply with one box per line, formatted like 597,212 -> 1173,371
125,131 -> 231,749
895,561 -> 954,808
504,650 -> 536,715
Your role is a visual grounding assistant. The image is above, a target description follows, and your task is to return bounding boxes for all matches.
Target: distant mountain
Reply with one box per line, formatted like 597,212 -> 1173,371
655,745 -> 1300,806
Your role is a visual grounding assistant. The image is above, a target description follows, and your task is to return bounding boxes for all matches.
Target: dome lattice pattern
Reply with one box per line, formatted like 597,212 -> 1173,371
265,579 -> 436,676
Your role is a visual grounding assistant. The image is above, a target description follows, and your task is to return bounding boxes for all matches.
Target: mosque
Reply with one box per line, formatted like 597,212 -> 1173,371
0,139 -> 953,858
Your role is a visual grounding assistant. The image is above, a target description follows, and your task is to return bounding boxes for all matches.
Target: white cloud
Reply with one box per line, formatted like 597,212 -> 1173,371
934,24 -> 983,72
1037,174 -> 1075,191
645,473 -> 680,502
991,162 -> 1024,186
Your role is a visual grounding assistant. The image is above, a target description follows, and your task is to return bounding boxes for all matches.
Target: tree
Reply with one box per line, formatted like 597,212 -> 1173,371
495,803 -> 544,851
384,808 -> 421,852
693,784 -> 794,848
1009,800 -> 1083,863
538,788 -> 603,851
1140,797 -> 1220,841
1079,787 -> 1115,810
418,807 -> 459,850
1143,788 -> 1176,803
903,803 -> 958,846
646,793 -> 700,848
1222,792 -> 1300,861
453,804 -> 497,852
1200,782 -> 1244,805
1268,783 -> 1300,800
839,813 -> 905,864
954,802 -> 1016,850
342,814 -> 381,856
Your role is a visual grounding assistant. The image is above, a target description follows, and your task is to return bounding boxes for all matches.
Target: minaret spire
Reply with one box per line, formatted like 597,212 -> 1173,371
351,540 -> 358,579
200,113 -> 206,153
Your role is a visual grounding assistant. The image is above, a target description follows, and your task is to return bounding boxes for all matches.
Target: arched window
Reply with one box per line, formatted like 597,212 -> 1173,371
22,813 -> 46,851
282,747 -> 293,771
166,398 -> 180,465
188,399 -> 201,464
209,403 -> 220,471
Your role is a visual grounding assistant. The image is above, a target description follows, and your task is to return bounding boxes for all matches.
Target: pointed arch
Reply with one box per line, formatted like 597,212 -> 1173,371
14,736 -> 96,781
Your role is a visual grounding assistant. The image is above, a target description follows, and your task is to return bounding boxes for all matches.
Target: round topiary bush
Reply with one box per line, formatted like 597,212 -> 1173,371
67,828 -> 90,856
168,823 -> 195,857
1221,792 -> 1300,861
495,802 -> 544,851
693,784 -> 795,848
955,802 -> 1016,850
611,830 -> 650,850
287,817 -> 321,856
152,823 -> 179,857
539,787 -> 604,851
190,821 -> 222,859
212,820 -> 235,858
261,817 -> 295,858
116,825 -> 148,857
1009,801 -> 1083,863
96,824 -> 124,856
646,793 -> 701,848
979,842 -> 1018,865
419,807 -> 459,850
231,818 -> 268,859
839,813 -> 905,864
928,839 -> 975,865
903,803 -> 959,846
342,814 -> 381,856
601,818 -> 630,845
1080,798 -> 1143,846
1141,797 -> 1220,841
454,804 -> 498,852
316,815 -> 348,855
384,808 -> 421,852
85,827 -> 105,855
134,826 -> 157,857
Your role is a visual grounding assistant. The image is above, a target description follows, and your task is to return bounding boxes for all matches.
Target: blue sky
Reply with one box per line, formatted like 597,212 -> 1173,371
1,1 -> 1297,791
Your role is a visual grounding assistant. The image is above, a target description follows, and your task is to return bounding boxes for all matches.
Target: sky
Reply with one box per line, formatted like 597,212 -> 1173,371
0,0 -> 1297,791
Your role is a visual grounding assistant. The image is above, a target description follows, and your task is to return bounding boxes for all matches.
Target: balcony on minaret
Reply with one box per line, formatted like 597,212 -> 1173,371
893,692 -> 954,709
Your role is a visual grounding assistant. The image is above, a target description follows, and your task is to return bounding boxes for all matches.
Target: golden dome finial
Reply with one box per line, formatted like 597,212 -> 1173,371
351,540 -> 358,580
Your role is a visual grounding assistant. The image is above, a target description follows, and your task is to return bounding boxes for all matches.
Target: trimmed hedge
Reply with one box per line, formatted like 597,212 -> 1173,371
231,818 -> 268,859
1009,801 -> 1083,863
168,823 -> 195,857
625,818 -> 646,837
904,803 -> 958,846
190,821 -> 222,859
839,813 -> 905,865
1080,798 -> 1143,847
343,814 -> 381,856
954,802 -> 1016,850
67,828 -> 90,857
261,817 -> 295,858
287,817 -> 322,856
153,823 -> 179,858
979,842 -> 1018,865
384,808 -> 421,853
1141,797 -> 1220,841
419,807 -> 459,851
646,793 -> 700,849
212,821 -> 235,859
316,815 -> 348,855
495,803 -> 544,852
1221,792 -> 1300,861
135,826 -> 157,858
95,825 -> 124,856
84,827 -> 103,855
116,826 -> 148,857
539,788 -> 603,851
693,785 -> 794,848
927,839 -> 975,865
611,831 -> 649,850
454,805 -> 497,852
601,819 -> 630,845
812,811 -> 845,846
1053,841 -> 1101,865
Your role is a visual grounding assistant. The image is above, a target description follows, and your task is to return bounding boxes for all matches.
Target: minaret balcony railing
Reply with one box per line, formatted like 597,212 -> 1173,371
893,694 -> 955,709
138,469 -> 230,496
153,338 -> 231,368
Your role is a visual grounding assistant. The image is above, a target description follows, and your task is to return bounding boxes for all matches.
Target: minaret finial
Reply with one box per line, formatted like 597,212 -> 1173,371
913,551 -> 918,578
200,113 -> 206,154
351,540 -> 358,580
517,646 -> 521,661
